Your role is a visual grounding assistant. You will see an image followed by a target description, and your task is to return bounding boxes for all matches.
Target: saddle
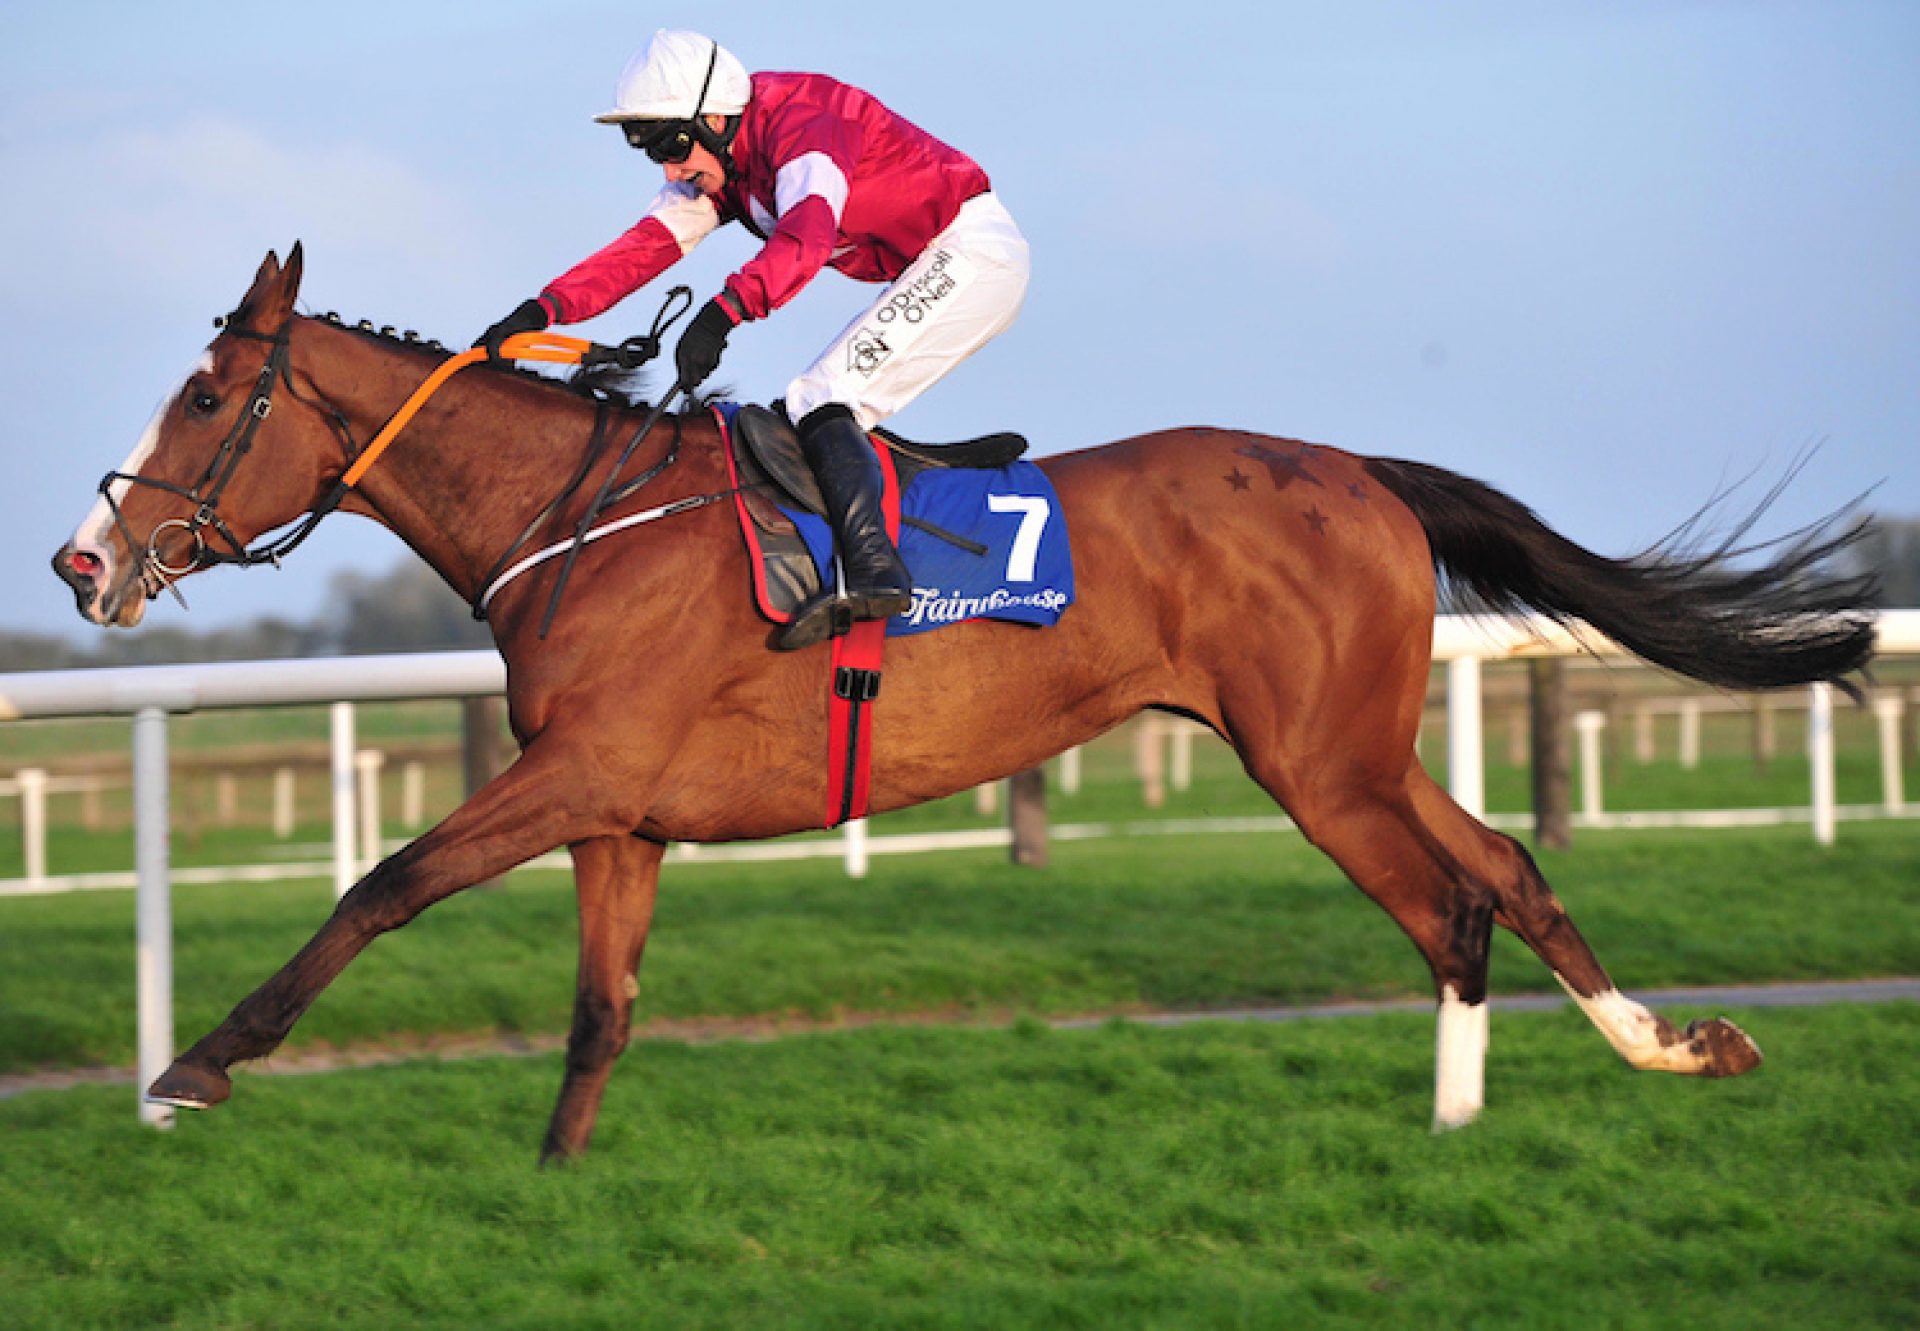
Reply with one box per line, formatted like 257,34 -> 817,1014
733,403 -> 1027,514
728,403 -> 1029,618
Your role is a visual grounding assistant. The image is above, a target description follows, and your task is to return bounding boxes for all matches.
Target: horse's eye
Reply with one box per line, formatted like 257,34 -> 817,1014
187,390 -> 220,418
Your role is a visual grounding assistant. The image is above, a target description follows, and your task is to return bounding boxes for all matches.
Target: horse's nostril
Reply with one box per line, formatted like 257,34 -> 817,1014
69,551 -> 103,580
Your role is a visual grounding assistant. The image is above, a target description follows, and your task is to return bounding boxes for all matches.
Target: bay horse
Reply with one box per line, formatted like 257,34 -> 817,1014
54,247 -> 1875,1163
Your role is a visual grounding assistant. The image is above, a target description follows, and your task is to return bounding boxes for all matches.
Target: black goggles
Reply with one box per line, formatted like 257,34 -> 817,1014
622,120 -> 697,165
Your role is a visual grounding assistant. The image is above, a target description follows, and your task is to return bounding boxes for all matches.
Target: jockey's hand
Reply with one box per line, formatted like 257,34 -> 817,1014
675,296 -> 738,391
473,298 -> 551,361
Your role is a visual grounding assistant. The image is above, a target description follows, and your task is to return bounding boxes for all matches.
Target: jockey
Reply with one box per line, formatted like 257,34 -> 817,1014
477,29 -> 1031,650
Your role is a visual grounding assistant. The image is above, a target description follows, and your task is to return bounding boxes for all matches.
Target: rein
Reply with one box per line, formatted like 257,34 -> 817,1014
109,289 -> 734,634
475,458 -> 731,618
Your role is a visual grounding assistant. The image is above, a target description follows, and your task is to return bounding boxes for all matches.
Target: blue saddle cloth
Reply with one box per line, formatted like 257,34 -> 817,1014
783,459 -> 1074,637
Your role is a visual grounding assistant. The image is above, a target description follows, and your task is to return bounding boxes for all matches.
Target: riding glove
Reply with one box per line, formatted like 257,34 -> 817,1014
474,298 -> 551,360
675,296 -> 738,390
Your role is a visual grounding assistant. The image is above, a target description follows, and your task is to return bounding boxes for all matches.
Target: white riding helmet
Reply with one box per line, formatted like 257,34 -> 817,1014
593,30 -> 751,124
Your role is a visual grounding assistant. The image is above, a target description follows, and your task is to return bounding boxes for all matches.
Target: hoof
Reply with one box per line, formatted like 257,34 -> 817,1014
146,1058 -> 232,1110
1684,1017 -> 1764,1078
538,1131 -> 592,1169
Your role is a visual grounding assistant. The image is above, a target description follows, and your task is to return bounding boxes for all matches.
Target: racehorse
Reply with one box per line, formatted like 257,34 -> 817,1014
54,247 -> 1876,1163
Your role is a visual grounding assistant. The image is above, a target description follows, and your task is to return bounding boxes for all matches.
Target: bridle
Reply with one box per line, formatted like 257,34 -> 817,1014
96,287 -> 726,634
97,316 -> 357,607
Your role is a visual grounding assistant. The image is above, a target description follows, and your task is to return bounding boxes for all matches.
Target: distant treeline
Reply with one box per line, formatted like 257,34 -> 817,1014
1855,515 -> 1920,608
10,515 -> 1919,672
4,561 -> 490,670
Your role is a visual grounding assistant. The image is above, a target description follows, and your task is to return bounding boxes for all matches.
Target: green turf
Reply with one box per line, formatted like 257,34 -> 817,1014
1,1003 -> 1914,1329
4,824 -> 1916,1077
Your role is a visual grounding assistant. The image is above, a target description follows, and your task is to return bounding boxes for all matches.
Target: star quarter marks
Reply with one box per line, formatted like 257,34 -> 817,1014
1235,442 -> 1324,492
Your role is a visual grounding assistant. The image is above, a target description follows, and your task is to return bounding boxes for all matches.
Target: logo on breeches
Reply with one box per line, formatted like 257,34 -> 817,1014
844,250 -> 967,379
847,330 -> 892,377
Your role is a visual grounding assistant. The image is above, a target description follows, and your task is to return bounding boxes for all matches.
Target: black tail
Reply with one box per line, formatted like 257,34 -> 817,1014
1363,457 -> 1878,693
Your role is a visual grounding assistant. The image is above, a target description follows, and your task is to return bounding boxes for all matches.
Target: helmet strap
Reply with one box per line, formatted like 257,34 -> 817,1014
685,40 -> 742,181
693,114 -> 743,180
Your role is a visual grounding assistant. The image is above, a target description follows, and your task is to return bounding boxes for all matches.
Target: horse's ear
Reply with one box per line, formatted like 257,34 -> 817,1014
233,242 -> 304,331
243,249 -> 282,298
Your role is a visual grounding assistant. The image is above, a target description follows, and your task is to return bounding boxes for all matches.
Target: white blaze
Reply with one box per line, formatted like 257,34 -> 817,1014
70,350 -> 214,555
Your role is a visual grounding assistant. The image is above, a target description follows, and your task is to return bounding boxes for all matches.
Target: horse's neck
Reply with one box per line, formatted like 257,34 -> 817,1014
321,332 -> 614,605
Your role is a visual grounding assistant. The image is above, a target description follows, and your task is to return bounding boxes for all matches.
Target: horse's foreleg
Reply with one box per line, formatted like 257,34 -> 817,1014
541,833 -> 665,1165
148,738 -> 634,1111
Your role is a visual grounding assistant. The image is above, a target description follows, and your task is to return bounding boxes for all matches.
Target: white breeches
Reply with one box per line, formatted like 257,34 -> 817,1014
786,190 -> 1030,430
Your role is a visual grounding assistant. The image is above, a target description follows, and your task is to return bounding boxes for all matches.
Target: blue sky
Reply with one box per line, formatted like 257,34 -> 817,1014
3,0 -> 1915,638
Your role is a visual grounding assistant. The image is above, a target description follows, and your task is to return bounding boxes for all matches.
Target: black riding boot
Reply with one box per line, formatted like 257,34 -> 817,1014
773,406 -> 912,651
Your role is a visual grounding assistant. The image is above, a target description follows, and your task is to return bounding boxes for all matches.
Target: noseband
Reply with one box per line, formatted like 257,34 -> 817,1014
98,319 -> 354,606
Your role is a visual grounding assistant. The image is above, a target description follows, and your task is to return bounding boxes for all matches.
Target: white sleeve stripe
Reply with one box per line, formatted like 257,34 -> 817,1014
648,182 -> 722,252
773,152 -> 850,224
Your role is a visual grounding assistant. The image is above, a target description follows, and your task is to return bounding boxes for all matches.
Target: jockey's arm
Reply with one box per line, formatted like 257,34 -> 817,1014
540,182 -> 722,324
722,115 -> 864,321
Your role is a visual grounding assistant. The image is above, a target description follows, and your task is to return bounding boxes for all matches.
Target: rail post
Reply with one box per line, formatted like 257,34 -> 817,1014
844,817 -> 869,879
974,780 -> 999,816
355,750 -> 385,872
132,707 -> 174,1130
1575,711 -> 1607,820
1809,683 -> 1836,846
402,760 -> 426,827
1679,700 -> 1702,770
1446,655 -> 1484,819
272,766 -> 296,838
1010,766 -> 1048,867
1874,695 -> 1905,812
17,767 -> 48,887
1169,723 -> 1194,793
1058,746 -> 1082,795
330,703 -> 357,899
1136,718 -> 1166,809
1633,706 -> 1655,763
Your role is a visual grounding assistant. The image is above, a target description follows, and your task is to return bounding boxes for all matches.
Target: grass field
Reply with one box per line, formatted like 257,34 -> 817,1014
2,1004 -> 1915,1329
4,824 -> 1917,1077
3,810 -> 1916,1328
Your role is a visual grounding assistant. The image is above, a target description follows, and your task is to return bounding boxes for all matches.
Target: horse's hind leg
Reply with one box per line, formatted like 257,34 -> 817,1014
541,834 -> 665,1165
1404,774 -> 1765,1081
1260,763 -> 1500,1128
1256,754 -> 1762,1128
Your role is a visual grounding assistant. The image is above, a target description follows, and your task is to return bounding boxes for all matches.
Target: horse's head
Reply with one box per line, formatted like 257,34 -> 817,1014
54,244 -> 346,627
